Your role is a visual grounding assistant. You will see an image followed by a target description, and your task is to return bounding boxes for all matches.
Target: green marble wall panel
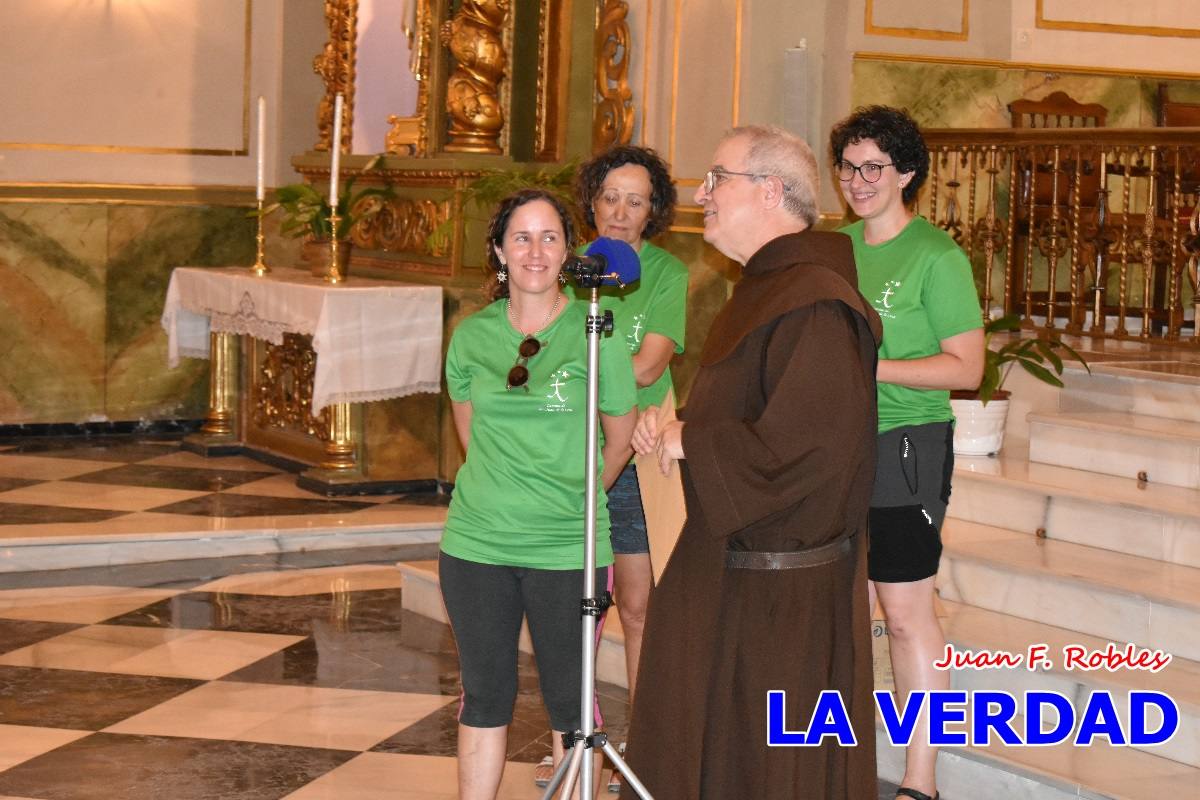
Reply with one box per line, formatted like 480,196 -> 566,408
0,201 -> 254,425
850,59 -> 1200,129
105,205 -> 254,421
0,204 -> 107,423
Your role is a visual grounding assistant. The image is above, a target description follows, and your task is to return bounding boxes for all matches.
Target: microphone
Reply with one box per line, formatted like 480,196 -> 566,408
564,237 -> 641,288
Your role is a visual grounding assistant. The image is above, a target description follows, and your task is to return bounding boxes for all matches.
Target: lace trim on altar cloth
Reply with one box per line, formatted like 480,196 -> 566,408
313,381 -> 443,413
199,291 -> 303,345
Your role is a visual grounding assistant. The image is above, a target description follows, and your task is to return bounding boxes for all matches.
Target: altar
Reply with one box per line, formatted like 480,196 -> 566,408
161,267 -> 443,494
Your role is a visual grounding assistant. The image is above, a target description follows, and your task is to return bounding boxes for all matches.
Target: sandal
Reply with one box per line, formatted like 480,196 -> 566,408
533,755 -> 555,788
606,742 -> 627,793
895,789 -> 938,800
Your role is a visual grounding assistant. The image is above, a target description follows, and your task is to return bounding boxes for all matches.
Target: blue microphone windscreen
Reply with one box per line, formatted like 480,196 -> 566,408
586,237 -> 641,285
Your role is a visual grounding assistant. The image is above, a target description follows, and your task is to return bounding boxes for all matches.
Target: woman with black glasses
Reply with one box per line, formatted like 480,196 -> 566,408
440,188 -> 637,800
830,106 -> 984,800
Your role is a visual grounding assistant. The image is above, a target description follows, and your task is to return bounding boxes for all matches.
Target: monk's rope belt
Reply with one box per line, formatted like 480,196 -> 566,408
725,536 -> 853,570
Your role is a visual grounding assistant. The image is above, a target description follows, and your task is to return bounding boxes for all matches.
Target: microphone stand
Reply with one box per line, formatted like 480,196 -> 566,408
540,272 -> 653,800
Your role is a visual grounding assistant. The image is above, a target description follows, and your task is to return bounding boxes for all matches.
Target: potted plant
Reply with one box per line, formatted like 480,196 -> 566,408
950,314 -> 1090,456
257,156 -> 394,275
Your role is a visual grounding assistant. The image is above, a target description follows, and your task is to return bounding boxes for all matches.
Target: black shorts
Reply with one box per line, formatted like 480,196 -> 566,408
867,421 -> 954,583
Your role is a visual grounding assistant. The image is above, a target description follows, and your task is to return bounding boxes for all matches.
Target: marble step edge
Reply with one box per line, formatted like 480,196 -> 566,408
1026,409 -> 1200,442
0,518 -> 444,549
938,599 -> 1200,713
875,719 -> 1198,800
0,524 -> 446,575
953,448 -> 1200,522
941,518 -> 1200,613
1069,359 -> 1200,389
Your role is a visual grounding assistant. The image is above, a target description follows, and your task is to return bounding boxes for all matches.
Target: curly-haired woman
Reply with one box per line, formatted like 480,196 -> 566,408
830,106 -> 984,800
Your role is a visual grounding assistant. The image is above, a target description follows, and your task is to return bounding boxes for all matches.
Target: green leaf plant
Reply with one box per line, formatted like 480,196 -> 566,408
427,161 -> 580,253
965,314 -> 1091,405
254,155 -> 394,241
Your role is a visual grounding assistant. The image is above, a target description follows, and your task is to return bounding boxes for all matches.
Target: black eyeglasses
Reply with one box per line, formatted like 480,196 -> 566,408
506,336 -> 542,390
837,160 -> 895,183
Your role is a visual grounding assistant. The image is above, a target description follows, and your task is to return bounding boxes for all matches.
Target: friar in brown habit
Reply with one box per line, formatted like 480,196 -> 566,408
622,126 -> 882,800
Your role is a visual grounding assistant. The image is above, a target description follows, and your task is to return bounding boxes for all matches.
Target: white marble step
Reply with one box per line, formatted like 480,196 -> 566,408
876,720 -> 1200,800
937,519 -> 1200,662
950,447 -> 1200,568
1060,362 -> 1200,425
0,518 -> 445,574
939,599 -> 1200,768
1027,410 -> 1200,488
396,560 -> 630,690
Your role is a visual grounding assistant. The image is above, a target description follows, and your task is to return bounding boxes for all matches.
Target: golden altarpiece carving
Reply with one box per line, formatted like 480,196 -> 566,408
187,0 -> 635,492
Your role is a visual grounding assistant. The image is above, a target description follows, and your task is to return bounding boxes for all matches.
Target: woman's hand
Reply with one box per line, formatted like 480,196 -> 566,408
632,405 -> 661,455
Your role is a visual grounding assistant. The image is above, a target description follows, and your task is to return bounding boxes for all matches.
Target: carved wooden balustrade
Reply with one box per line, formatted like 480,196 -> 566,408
921,127 -> 1200,341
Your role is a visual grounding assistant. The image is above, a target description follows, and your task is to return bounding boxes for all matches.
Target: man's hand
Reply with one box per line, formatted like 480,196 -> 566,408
655,420 -> 685,475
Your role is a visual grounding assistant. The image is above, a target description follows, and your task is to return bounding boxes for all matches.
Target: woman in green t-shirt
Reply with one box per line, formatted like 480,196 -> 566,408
830,106 -> 984,800
441,189 -> 637,800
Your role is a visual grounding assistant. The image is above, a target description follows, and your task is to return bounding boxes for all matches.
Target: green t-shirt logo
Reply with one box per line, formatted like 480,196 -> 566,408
541,369 -> 573,413
874,279 -> 902,319
627,313 -> 646,348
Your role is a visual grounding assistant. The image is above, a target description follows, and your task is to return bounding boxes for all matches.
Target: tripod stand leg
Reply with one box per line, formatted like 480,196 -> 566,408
601,741 -> 654,799
539,743 -> 584,800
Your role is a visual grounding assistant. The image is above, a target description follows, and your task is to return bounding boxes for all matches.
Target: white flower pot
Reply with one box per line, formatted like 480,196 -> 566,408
951,398 -> 1010,456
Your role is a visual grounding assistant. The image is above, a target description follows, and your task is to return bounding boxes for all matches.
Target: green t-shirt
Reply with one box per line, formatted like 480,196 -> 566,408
443,294 -> 637,569
843,215 -> 982,433
574,241 -> 687,410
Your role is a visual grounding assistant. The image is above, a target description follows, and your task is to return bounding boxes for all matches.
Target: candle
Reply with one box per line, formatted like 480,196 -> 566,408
330,93 -> 344,210
256,96 -> 266,202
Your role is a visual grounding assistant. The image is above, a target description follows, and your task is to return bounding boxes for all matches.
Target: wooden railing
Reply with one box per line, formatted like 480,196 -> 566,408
921,128 -> 1200,342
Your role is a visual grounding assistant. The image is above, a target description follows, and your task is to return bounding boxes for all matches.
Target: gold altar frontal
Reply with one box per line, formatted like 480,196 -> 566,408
185,330 -> 440,496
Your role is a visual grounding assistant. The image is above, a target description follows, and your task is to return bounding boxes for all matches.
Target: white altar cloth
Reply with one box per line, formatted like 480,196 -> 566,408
162,267 -> 443,412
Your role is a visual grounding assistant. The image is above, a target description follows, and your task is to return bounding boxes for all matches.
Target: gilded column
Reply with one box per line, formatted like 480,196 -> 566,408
441,0 -> 510,154
321,402 -> 357,472
593,0 -> 634,152
314,0 -> 357,154
183,331 -> 241,455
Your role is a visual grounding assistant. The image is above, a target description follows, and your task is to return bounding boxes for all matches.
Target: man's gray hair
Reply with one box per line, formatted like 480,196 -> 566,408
723,125 -> 819,227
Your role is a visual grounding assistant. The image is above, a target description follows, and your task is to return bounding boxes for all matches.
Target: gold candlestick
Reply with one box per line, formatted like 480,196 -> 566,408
327,210 -> 345,284
251,198 -> 270,276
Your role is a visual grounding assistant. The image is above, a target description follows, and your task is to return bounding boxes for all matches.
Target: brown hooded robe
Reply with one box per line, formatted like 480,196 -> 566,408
621,231 -> 882,800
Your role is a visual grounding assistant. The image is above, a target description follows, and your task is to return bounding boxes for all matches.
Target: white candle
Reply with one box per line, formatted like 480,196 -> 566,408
329,93 -> 344,210
256,95 -> 266,202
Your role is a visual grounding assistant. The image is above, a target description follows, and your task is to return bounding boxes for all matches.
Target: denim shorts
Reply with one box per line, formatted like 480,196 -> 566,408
608,463 -> 649,555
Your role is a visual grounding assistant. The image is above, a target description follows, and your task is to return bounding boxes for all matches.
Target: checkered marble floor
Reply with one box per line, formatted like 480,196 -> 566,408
0,438 -> 900,798
0,437 -> 448,531
0,560 -> 636,800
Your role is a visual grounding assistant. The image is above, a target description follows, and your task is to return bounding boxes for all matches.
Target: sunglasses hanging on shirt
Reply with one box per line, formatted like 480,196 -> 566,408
507,336 -> 542,390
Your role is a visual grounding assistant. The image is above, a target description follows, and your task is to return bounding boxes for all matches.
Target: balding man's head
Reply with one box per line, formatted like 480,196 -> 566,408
723,125 -> 820,227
